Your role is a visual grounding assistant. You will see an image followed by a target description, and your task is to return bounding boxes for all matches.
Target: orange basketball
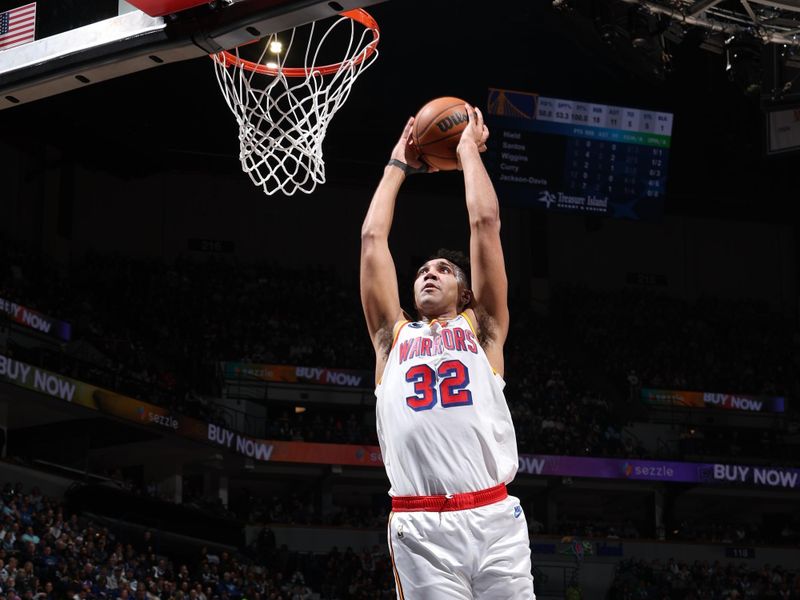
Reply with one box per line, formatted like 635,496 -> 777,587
412,96 -> 469,171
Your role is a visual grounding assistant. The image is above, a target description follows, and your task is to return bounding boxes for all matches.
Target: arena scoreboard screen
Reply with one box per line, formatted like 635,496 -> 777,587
486,88 -> 673,221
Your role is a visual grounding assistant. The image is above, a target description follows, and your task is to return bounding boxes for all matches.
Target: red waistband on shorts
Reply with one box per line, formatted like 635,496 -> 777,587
391,483 -> 507,512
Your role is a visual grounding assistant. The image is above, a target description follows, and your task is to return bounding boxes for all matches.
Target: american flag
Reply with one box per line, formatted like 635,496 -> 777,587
0,2 -> 36,51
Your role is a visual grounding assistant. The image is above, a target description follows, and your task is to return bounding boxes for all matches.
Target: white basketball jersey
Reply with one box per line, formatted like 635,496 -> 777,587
376,313 -> 519,497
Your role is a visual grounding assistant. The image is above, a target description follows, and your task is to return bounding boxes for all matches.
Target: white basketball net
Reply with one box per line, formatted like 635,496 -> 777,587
211,11 -> 379,196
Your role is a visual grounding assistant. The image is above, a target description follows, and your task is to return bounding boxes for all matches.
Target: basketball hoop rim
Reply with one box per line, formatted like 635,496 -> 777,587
211,9 -> 379,77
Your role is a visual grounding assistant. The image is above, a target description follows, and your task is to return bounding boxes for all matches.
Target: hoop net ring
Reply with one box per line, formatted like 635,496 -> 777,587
211,9 -> 379,77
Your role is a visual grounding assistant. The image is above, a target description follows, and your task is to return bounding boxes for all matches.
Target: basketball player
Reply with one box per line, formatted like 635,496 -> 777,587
360,104 -> 535,599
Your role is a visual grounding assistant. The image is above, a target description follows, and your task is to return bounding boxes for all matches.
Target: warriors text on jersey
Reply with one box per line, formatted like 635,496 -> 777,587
376,313 -> 519,497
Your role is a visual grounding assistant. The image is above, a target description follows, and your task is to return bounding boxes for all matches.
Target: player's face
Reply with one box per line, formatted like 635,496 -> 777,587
413,259 -> 462,317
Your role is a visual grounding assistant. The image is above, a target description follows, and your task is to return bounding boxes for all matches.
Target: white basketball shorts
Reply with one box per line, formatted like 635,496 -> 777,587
387,490 -> 535,599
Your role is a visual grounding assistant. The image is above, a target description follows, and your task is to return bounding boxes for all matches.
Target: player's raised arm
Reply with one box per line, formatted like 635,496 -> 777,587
360,118 -> 434,360
457,104 -> 510,363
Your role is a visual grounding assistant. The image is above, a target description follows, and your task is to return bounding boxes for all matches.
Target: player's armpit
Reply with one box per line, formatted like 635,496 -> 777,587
468,306 -> 505,376
375,323 -> 395,358
373,318 -> 410,385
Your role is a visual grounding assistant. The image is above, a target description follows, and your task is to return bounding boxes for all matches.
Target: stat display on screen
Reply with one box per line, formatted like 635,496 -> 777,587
486,88 -> 673,221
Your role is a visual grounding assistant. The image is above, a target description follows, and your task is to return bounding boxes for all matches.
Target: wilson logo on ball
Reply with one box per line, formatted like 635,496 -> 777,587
435,112 -> 468,133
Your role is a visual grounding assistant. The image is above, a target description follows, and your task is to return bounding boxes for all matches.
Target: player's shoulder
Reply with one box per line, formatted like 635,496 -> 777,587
392,318 -> 410,337
461,308 -> 479,334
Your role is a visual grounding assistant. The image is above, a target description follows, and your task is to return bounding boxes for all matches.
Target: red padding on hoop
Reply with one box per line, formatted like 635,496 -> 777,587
125,0 -> 212,17
127,0 -> 287,17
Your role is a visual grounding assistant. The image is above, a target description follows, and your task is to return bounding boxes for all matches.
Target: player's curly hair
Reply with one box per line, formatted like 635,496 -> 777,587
428,248 -> 471,289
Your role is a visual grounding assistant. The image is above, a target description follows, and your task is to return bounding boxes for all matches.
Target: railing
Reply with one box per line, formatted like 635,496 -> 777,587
219,366 -> 375,404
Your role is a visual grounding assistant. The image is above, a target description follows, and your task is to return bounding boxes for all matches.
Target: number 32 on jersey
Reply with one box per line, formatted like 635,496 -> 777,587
404,359 -> 472,411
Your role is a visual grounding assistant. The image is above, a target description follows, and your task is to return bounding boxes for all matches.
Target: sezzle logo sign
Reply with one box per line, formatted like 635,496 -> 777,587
622,462 -> 675,479
148,412 -> 179,430
137,407 -> 179,430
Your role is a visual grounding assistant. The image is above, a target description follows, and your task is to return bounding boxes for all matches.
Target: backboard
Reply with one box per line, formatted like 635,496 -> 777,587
0,0 -> 381,110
